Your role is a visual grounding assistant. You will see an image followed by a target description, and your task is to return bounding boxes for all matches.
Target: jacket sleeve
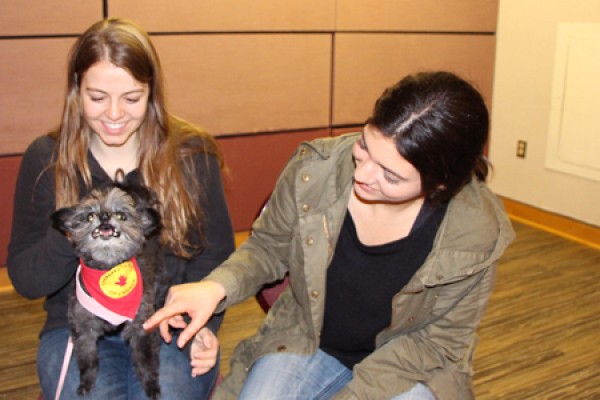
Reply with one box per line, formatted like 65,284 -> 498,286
333,266 -> 496,400
206,147 -> 300,309
184,153 -> 236,333
7,137 -> 79,299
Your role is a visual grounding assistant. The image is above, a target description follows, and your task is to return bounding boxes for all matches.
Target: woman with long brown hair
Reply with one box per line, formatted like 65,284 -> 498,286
8,18 -> 235,399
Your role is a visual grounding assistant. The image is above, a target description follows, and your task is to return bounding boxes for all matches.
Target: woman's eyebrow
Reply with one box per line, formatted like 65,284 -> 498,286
362,131 -> 404,179
84,88 -> 146,95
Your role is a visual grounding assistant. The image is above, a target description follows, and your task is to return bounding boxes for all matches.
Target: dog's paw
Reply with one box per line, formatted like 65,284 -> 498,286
145,383 -> 161,400
77,383 -> 93,396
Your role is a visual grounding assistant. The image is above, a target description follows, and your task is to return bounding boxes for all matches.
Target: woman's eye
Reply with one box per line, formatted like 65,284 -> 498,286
383,172 -> 401,185
90,97 -> 105,102
125,97 -> 141,104
87,213 -> 96,222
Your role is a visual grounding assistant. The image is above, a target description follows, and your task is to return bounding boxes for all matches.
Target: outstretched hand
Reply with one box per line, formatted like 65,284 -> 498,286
143,280 -> 226,348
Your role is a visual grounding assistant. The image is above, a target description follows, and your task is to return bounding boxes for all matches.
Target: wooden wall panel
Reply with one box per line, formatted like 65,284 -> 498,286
0,156 -> 21,267
336,0 -> 498,32
0,1 -> 102,36
332,34 -> 496,126
218,129 -> 329,231
0,39 -> 75,155
152,34 -> 332,136
108,0 -> 335,32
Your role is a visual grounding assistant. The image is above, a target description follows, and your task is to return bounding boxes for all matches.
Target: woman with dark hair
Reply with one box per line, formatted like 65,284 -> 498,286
145,71 -> 515,400
8,18 -> 235,399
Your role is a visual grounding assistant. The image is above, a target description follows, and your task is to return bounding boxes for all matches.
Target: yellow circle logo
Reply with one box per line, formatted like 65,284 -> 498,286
99,260 -> 138,299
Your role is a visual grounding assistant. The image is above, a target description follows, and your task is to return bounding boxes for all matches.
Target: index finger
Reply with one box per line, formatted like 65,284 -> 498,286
143,306 -> 177,332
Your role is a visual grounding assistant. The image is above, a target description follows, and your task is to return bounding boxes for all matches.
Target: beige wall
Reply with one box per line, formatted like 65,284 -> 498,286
489,0 -> 600,227
333,34 -> 496,125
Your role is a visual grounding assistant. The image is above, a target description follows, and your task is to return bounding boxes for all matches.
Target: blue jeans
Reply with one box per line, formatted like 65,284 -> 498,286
239,349 -> 436,400
38,327 -> 218,400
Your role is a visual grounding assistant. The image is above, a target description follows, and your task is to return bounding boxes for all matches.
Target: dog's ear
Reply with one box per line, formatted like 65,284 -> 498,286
51,207 -> 77,234
140,207 -> 161,236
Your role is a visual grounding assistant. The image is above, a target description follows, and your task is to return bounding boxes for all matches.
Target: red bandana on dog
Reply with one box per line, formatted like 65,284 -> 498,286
77,258 -> 143,323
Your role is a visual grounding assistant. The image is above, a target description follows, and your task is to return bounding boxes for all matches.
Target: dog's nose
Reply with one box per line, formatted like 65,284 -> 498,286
100,212 -> 111,222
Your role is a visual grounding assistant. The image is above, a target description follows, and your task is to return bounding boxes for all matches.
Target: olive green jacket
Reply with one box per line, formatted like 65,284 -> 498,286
208,133 -> 515,400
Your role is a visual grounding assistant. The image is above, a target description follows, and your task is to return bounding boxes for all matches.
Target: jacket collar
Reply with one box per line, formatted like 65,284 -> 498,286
408,179 -> 515,288
302,133 -> 515,288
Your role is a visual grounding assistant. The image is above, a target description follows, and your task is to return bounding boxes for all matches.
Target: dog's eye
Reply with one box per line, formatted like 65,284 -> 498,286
87,213 -> 96,222
114,212 -> 127,221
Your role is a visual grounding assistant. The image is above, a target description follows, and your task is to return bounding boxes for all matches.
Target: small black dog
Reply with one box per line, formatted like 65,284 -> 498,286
52,182 -> 168,399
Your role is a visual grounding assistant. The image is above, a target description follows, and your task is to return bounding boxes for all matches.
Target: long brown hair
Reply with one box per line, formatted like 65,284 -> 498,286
52,17 -> 222,258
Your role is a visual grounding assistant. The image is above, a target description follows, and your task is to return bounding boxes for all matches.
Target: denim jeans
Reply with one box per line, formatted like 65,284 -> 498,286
238,349 -> 436,400
38,327 -> 218,400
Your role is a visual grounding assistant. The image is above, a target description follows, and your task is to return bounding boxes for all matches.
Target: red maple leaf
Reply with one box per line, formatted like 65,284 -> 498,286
116,275 -> 127,286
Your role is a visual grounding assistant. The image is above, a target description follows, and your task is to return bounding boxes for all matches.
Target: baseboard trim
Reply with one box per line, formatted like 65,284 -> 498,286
501,197 -> 600,250
0,267 -> 10,292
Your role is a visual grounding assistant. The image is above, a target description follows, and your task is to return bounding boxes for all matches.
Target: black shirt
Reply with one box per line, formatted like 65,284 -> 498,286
319,201 -> 448,368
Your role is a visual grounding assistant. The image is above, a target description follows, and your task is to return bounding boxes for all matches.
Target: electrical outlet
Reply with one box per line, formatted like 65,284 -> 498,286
516,140 -> 527,158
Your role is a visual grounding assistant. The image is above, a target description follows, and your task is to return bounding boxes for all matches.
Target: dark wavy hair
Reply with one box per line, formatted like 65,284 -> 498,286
367,71 -> 490,205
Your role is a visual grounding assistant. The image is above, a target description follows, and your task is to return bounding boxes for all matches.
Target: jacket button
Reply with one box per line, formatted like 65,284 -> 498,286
306,237 -> 314,246
408,316 -> 415,322
302,204 -> 310,212
311,290 -> 319,298
301,174 -> 310,183
277,345 -> 287,352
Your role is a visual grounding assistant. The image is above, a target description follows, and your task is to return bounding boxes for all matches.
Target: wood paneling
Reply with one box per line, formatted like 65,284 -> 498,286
0,156 -> 21,267
153,34 -> 332,136
108,0 -> 335,32
336,0 -> 498,32
332,33 -> 496,126
0,38 -> 75,154
0,1 -> 101,36
218,129 -> 329,231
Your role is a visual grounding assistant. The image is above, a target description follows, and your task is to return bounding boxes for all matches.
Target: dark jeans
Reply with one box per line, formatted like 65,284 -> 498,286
38,327 -> 219,400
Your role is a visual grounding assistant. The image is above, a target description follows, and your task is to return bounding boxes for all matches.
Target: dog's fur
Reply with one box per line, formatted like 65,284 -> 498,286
52,182 -> 168,399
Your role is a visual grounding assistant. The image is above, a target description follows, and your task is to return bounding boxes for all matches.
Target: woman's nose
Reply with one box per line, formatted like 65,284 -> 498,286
106,100 -> 124,120
354,158 -> 378,182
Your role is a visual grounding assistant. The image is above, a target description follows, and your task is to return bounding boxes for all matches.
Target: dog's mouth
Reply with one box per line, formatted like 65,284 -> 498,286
92,223 -> 121,240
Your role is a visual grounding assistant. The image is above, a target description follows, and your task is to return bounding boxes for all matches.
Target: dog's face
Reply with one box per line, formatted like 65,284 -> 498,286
52,184 -> 160,269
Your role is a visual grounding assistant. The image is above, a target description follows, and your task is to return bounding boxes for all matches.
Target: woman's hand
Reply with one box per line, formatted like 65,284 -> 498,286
190,327 -> 219,376
143,280 -> 226,348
